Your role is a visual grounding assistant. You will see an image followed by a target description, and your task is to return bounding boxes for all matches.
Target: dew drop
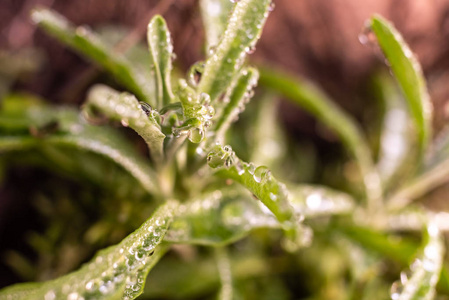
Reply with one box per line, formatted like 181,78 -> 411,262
67,293 -> 79,300
358,22 -> 377,47
45,290 -> 56,300
245,46 -> 256,54
306,193 -> 322,210
253,166 -> 270,183
247,163 -> 256,175
208,45 -> 217,56
121,119 -> 129,127
390,280 -> 403,300
188,126 -> 205,143
400,270 -> 410,285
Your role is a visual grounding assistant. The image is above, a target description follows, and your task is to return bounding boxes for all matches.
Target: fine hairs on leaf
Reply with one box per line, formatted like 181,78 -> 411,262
2,1 -> 449,300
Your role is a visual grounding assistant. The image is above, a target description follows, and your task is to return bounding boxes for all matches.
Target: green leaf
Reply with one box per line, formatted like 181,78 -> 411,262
84,84 -> 165,162
165,189 -> 278,245
0,94 -> 160,196
370,15 -> 432,158
144,251 -> 270,299
288,184 -> 355,218
259,67 -> 382,211
390,223 -> 444,300
31,8 -> 154,105
338,225 -> 417,266
373,72 -> 416,190
250,94 -> 287,170
388,127 -> 449,210
206,144 -> 306,251
147,15 -> 175,108
339,221 -> 449,294
165,185 -> 355,246
198,0 -> 272,102
200,0 -> 234,51
215,247 -> 234,300
0,201 -> 178,300
213,67 -> 259,142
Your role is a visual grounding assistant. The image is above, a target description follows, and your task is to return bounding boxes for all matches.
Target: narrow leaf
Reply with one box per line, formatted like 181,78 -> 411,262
0,94 -> 160,195
0,201 -> 178,300
215,247 -> 234,300
166,185 -> 355,246
200,0 -> 234,51
84,84 -> 165,162
206,144 -> 305,251
288,184 -> 355,218
370,15 -> 432,157
250,94 -> 287,169
31,8 -> 154,105
339,223 -> 449,294
259,68 -> 382,210
198,0 -> 272,101
389,127 -> 449,210
213,67 -> 259,142
373,72 -> 415,188
147,15 -> 175,107
165,190 -> 278,245
390,223 -> 444,300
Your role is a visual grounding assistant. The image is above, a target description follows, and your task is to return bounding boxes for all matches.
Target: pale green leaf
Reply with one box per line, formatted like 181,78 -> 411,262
31,8 -> 154,105
250,93 -> 287,170
373,72 -> 415,189
213,67 -> 259,143
206,144 -> 305,251
259,68 -> 382,211
164,190 -> 278,245
388,127 -> 449,210
390,223 -> 444,300
288,184 -> 355,218
370,15 -> 432,158
0,201 -> 178,300
198,0 -> 272,102
84,84 -> 165,162
200,0 -> 234,51
165,185 -> 354,246
147,15 -> 175,108
215,247 -> 234,300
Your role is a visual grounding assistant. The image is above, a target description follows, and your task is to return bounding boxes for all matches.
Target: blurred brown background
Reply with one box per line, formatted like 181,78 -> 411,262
2,0 -> 449,131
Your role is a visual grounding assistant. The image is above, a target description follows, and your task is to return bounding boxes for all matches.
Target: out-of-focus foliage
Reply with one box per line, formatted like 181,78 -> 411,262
0,2 -> 448,300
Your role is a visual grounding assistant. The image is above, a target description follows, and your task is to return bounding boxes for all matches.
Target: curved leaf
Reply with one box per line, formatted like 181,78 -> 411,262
165,185 -> 354,246
84,84 -> 165,162
0,94 -> 160,195
389,127 -> 449,210
200,0 -> 234,51
206,144 -> 306,251
31,8 -> 154,105
147,15 -> 175,107
198,0 -> 272,102
215,247 -> 234,300
259,68 -> 382,211
0,201 -> 178,300
288,184 -> 355,218
165,190 -> 278,245
213,67 -> 259,142
390,223 -> 444,300
370,15 -> 432,158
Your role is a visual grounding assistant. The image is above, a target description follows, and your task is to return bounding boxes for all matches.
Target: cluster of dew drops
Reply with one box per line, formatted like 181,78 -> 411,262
390,222 -> 443,300
39,218 -> 168,300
